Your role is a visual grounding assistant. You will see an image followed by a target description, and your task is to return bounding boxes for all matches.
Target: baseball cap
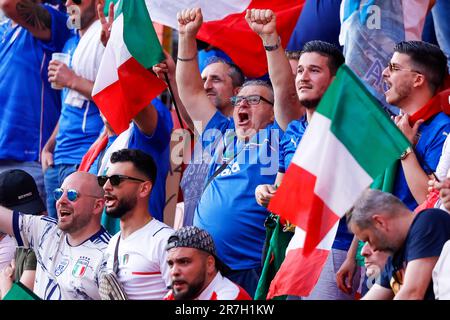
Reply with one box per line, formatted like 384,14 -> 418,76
166,226 -> 231,275
0,169 -> 46,215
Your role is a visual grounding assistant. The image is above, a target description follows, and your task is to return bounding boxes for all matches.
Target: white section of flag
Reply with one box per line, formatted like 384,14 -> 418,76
286,222 -> 339,252
145,0 -> 252,29
292,112 -> 373,219
92,15 -> 130,96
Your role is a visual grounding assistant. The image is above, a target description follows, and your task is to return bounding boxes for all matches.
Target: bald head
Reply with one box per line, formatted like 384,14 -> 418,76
63,172 -> 104,198
56,172 -> 105,239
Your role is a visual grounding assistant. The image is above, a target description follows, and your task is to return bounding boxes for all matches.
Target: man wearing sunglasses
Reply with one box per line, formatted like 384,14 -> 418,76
101,149 -> 173,300
0,171 -> 110,299
0,0 -> 72,209
381,41 -> 450,211
42,0 -> 106,220
176,8 -> 282,297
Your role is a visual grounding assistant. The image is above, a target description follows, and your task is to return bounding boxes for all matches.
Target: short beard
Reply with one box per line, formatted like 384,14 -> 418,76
300,98 -> 321,110
105,196 -> 136,219
173,279 -> 205,300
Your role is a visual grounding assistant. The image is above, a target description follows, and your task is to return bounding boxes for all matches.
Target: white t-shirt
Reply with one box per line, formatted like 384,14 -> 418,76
106,218 -> 173,300
433,240 -> 450,299
13,213 -> 111,300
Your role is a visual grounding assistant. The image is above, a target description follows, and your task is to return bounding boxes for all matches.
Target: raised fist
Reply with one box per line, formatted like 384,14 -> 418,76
177,8 -> 203,37
245,9 -> 278,41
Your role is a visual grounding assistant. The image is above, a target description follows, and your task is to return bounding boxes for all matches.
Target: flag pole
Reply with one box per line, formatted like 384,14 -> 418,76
164,72 -> 185,130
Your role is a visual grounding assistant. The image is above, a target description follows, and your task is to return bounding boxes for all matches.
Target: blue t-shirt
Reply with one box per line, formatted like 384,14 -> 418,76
0,5 -> 71,161
379,209 -> 450,299
279,117 -> 353,251
100,99 -> 173,232
393,112 -> 450,210
194,112 -> 282,270
278,117 -> 308,174
53,35 -> 104,165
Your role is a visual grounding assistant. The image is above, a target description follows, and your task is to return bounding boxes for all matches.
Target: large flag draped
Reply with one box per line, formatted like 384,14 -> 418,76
93,0 -> 167,134
196,0 -> 304,78
266,65 -> 410,299
138,0 -> 304,78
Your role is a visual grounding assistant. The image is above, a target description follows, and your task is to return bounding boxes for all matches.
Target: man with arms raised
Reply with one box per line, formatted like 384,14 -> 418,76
176,8 -> 282,296
0,0 -> 71,200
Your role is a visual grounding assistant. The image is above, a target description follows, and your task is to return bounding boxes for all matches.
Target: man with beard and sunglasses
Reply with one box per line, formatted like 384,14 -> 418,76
382,41 -> 450,210
164,226 -> 251,300
0,0 -> 71,207
100,148 -> 173,300
0,171 -> 110,299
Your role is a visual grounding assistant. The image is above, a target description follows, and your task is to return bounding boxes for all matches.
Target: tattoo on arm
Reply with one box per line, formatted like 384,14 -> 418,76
16,0 -> 52,30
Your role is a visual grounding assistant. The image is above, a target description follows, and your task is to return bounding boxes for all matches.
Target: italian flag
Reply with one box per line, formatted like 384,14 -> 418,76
105,0 -> 303,78
266,65 -> 410,299
93,0 -> 167,134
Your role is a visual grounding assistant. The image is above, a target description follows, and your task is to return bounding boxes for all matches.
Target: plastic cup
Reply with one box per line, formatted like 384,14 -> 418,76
50,52 -> 71,90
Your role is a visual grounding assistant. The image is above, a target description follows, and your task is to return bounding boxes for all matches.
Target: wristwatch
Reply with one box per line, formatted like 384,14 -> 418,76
264,36 -> 281,51
400,147 -> 413,160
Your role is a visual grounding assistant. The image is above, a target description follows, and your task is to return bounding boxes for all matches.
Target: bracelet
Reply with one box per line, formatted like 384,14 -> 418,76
177,54 -> 197,62
400,146 -> 413,160
264,36 -> 281,52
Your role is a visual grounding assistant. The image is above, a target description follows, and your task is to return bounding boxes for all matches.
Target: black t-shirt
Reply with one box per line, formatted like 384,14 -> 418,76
379,209 -> 450,299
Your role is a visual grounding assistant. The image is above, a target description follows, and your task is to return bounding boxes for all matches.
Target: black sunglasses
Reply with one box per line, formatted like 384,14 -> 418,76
230,95 -> 274,107
97,174 -> 147,187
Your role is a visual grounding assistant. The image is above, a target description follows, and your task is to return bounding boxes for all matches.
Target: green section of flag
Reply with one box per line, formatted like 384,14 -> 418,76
122,0 -> 164,69
254,215 -> 293,300
2,282 -> 40,300
103,0 -> 121,17
317,65 -> 410,180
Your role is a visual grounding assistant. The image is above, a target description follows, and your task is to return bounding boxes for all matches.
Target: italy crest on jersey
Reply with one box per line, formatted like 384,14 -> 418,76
72,257 -> 90,278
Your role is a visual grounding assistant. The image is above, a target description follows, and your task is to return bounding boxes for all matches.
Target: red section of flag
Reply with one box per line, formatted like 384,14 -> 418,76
93,57 -> 167,134
78,133 -> 108,172
197,0 -> 304,78
267,247 -> 329,299
268,164 -> 340,255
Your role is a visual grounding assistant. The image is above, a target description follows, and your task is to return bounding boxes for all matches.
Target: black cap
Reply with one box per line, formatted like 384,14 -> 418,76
0,169 -> 46,215
166,226 -> 231,275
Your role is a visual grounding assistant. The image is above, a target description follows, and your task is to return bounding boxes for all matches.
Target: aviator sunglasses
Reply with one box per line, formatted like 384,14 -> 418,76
53,188 -> 99,202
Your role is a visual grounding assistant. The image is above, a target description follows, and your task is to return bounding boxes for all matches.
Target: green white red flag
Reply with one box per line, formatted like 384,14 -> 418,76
267,65 -> 410,298
93,0 -> 167,134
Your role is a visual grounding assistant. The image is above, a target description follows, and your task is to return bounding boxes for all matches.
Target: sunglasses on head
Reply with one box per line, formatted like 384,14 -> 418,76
53,188 -> 98,202
97,174 -> 147,187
